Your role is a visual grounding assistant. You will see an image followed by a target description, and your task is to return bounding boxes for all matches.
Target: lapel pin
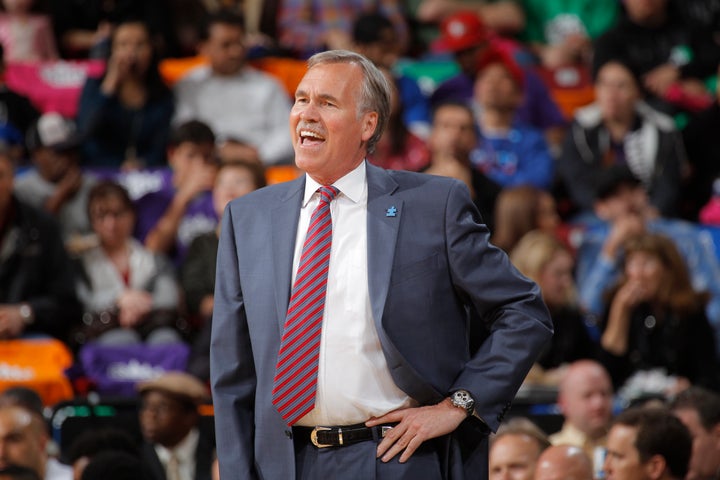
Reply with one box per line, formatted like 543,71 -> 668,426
386,206 -> 397,217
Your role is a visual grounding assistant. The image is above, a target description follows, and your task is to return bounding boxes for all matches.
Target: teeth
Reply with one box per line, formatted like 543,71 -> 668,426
300,130 -> 324,139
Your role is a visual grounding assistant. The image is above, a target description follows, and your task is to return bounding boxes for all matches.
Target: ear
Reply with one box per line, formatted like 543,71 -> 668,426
643,454 -> 667,480
361,111 -> 379,143
710,422 -> 720,448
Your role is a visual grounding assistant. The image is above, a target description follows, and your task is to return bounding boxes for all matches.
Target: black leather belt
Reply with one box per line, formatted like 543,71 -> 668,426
293,423 -> 396,448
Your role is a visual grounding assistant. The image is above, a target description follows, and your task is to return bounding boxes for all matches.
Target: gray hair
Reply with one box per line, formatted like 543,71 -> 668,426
307,50 -> 391,155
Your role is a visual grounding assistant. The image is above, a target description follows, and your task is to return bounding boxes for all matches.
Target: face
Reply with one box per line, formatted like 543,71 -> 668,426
0,408 -> 45,475
290,62 -> 378,185
112,23 -> 153,77
538,250 -> 574,309
560,364 -> 613,438
203,23 -> 245,75
168,141 -> 216,186
624,250 -> 665,300
623,0 -> 668,24
0,156 -> 13,215
33,148 -> 72,183
536,193 -> 560,233
673,408 -> 720,480
429,104 -> 478,160
456,44 -> 487,75
355,27 -> 400,69
212,164 -> 258,217
596,62 -> 640,123
595,185 -> 648,221
90,195 -> 135,249
474,63 -> 522,112
139,391 -> 196,448
604,424 -> 649,480
489,434 -> 541,480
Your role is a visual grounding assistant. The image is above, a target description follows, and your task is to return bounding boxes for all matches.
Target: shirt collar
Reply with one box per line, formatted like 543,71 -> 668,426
302,160 -> 367,206
154,427 -> 200,465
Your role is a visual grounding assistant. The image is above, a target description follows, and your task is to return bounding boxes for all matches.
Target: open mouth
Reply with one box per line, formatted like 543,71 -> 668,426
299,130 -> 325,146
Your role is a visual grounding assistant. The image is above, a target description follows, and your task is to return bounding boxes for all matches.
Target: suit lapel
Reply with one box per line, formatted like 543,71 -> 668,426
271,177 -> 305,333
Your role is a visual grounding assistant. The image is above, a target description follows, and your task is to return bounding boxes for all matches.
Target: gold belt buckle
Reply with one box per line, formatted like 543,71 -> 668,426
310,426 -> 340,448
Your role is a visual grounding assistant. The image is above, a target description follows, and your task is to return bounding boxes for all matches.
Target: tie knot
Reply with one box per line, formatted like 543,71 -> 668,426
317,185 -> 339,203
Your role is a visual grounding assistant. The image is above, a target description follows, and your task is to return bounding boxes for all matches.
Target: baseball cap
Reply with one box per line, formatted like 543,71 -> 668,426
137,371 -> 210,406
476,47 -> 525,89
431,11 -> 489,53
26,112 -> 82,152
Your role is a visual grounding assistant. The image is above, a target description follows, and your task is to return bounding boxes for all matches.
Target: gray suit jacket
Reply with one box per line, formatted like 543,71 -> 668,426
211,162 -> 553,479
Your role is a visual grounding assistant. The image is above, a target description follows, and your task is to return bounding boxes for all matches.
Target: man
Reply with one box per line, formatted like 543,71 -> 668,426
550,360 -> 614,464
0,150 -> 80,341
534,445 -> 594,480
211,50 -> 552,479
670,387 -> 720,480
173,10 -> 293,165
489,417 -> 550,480
603,407 -> 691,480
137,371 -> 214,480
0,406 -> 71,480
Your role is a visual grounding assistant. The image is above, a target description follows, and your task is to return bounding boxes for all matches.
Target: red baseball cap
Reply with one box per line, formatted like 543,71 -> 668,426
431,11 -> 490,53
476,47 -> 525,89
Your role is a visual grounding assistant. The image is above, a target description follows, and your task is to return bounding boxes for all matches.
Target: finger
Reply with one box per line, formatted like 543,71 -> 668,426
376,421 -> 407,458
366,410 -> 404,426
381,431 -> 414,462
398,435 -> 424,463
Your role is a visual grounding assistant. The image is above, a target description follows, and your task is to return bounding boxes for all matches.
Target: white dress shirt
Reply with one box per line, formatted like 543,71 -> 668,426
295,161 -> 415,427
154,428 -> 199,480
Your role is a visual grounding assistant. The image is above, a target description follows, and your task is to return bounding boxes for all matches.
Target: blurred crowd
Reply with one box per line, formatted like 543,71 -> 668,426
1,0 -> 720,479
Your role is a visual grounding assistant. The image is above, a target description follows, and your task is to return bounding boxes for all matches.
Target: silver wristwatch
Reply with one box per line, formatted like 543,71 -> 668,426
450,389 -> 475,416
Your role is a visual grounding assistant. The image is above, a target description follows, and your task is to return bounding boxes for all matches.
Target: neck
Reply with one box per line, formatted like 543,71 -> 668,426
479,108 -> 514,132
605,116 -> 634,142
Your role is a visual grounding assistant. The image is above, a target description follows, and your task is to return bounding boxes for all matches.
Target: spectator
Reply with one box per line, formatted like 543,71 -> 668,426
76,181 -> 183,346
491,185 -> 560,253
534,444 -> 594,480
599,232 -> 720,393
366,66 -> 428,172
670,386 -> 720,480
76,20 -> 174,168
181,159 -> 266,381
277,0 -> 408,59
351,12 -> 430,139
574,165 -> 720,353
135,120 -> 218,264
0,44 -> 40,163
136,372 -> 213,480
0,0 -> 57,62
518,0 -> 618,70
14,113 -> 97,252
65,428 -> 138,480
0,406 -> 72,480
0,149 -> 81,341
416,0 -> 525,36
557,59 -> 686,218
471,48 -> 554,190
593,0 -> 720,114
489,417 -> 551,480
173,10 -> 293,166
550,360 -> 614,466
510,231 -> 598,376
603,407 -> 691,480
423,100 -> 500,228
429,11 -> 567,145
79,451 -> 146,480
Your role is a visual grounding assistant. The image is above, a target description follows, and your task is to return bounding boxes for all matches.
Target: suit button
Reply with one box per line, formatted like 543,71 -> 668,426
285,430 -> 293,439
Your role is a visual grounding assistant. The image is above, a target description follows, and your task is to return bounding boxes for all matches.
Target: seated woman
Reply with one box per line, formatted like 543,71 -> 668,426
510,230 -> 598,384
491,185 -> 561,253
76,20 -> 174,168
557,59 -> 686,218
76,180 -> 183,346
599,232 -> 720,393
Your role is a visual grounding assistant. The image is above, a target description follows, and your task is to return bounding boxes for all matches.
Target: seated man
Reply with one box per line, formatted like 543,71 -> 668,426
670,387 -> 720,480
137,372 -> 214,480
173,10 -> 293,166
603,407 -> 691,480
534,444 -> 594,480
550,360 -> 614,467
489,417 -> 551,480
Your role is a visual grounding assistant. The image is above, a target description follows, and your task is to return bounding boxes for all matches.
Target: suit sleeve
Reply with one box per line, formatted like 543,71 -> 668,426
444,181 -> 554,432
210,204 -> 259,479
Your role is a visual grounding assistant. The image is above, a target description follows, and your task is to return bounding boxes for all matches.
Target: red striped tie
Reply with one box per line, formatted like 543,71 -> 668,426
272,185 -> 339,425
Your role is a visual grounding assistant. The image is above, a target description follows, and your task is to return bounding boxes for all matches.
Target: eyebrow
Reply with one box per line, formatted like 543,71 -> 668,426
294,90 -> 340,104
